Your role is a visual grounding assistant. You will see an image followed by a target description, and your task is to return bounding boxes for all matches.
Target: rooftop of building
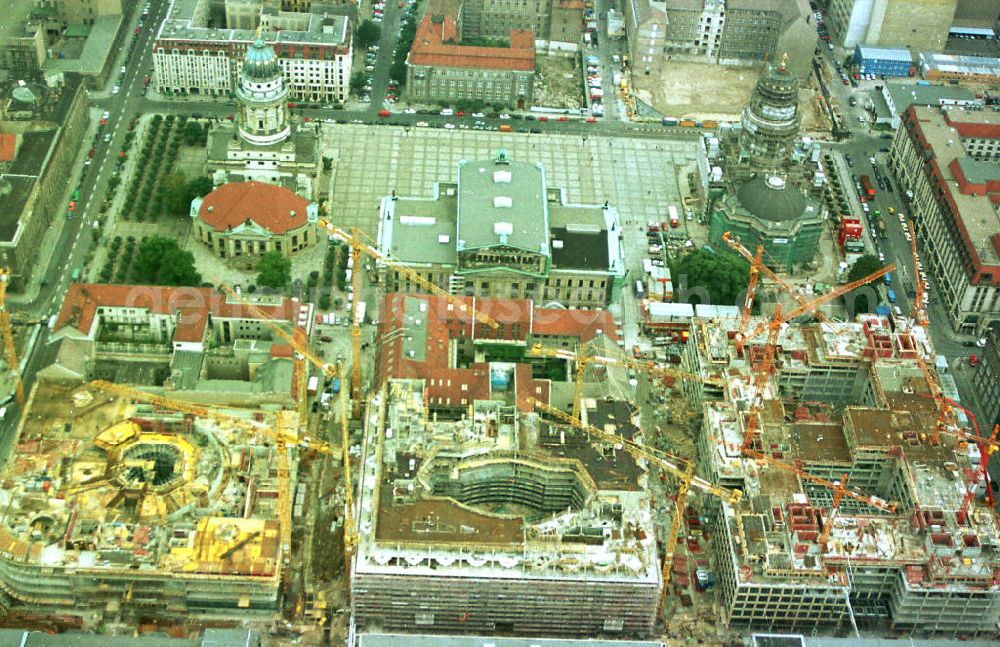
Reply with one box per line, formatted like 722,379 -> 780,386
53,283 -> 310,339
919,52 -> 1000,75
885,81 -> 979,113
194,181 -> 313,235
353,378 -> 659,583
0,133 -> 16,161
907,106 -> 1000,269
408,14 -> 535,71
457,155 -> 548,254
43,15 -> 123,78
156,0 -> 349,47
856,44 -> 914,62
0,380 -> 293,578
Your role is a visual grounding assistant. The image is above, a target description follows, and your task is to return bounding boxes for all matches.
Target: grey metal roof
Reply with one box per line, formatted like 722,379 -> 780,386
456,156 -> 549,256
737,175 -> 806,222
856,45 -> 913,63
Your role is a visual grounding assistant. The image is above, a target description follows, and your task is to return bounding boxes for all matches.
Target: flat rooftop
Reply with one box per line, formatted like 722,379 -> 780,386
157,0 -> 349,46
911,106 -> 1000,267
355,379 -> 659,583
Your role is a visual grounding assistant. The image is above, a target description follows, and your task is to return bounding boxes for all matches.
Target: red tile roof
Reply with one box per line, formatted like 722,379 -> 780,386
0,133 -> 16,162
408,15 -> 535,71
198,181 -> 311,235
54,283 -> 307,341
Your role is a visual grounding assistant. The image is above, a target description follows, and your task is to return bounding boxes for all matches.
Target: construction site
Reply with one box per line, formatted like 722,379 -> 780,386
0,380 -> 294,627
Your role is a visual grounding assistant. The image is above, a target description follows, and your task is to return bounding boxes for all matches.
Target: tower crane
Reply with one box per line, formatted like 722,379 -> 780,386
348,227 -> 364,417
915,352 -> 955,446
722,232 -> 831,332
526,344 -> 724,419
908,221 -> 928,326
740,263 -> 896,451
317,219 -> 500,330
818,474 -> 849,546
528,398 -> 741,618
338,362 -> 356,580
85,380 -> 343,566
735,240 -> 763,354
219,284 -> 337,379
0,269 -> 25,408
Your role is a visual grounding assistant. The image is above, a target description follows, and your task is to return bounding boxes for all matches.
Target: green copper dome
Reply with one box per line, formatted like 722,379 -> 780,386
242,38 -> 281,81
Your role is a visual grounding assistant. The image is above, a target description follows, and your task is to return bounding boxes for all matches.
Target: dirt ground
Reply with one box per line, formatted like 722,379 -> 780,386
633,60 -> 762,121
633,60 -> 827,131
534,55 -> 585,109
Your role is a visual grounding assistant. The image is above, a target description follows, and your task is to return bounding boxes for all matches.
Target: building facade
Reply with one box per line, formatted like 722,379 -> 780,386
620,0 -> 667,75
549,0 -> 585,44
190,181 -> 318,259
826,0 -> 957,50
376,151 -> 626,308
205,36 -> 320,196
919,52 -> 1000,85
971,331 -> 1000,432
0,74 -> 87,292
406,15 -> 535,109
854,45 -> 914,76
889,106 -> 1000,335
153,0 -> 351,104
460,0 -> 551,40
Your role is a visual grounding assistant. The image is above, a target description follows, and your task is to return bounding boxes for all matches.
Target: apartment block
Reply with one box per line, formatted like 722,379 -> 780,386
620,0 -> 667,75
888,106 -> 1000,336
153,0 -> 351,103
826,0 -> 958,50
406,15 -> 536,109
461,0 -> 552,40
0,74 -> 87,292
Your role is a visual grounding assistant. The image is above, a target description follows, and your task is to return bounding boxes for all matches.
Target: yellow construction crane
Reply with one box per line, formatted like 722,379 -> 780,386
348,228 -> 364,416
338,362 -> 356,581
908,221 -> 928,326
529,399 -> 741,619
87,380 -> 311,564
219,284 -> 337,379
317,219 -> 500,331
661,461 -> 695,611
526,344 -> 724,419
0,269 -> 25,408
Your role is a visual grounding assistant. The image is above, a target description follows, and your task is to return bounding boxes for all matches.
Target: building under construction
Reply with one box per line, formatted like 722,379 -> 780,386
683,311 -> 1000,636
351,378 -> 661,638
0,380 -> 296,624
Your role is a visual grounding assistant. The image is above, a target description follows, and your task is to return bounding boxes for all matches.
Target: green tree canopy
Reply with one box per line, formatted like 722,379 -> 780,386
670,248 -> 750,307
349,71 -> 367,95
186,175 -> 214,200
160,171 -> 189,216
130,236 -> 202,286
256,251 -> 291,290
356,20 -> 382,50
845,254 -> 884,314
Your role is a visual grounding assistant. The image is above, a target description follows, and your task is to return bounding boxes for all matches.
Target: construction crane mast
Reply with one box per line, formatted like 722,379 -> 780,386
818,474 -> 849,546
529,399 -> 741,619
740,263 -> 896,450
349,227 -> 364,417
526,344 -> 723,419
908,221 -> 928,326
0,269 -> 25,409
338,362 -> 356,581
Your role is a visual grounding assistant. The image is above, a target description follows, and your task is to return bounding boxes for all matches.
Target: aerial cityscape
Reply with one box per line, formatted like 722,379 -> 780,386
0,0 -> 999,645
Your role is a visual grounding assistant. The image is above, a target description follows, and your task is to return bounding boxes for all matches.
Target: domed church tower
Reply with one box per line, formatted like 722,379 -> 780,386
237,33 -> 291,147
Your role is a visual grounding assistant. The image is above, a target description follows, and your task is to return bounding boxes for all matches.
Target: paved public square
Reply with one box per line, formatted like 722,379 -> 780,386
321,124 -> 702,236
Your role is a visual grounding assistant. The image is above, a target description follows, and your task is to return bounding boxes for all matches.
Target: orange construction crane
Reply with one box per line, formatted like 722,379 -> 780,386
961,423 -> 1000,515
909,221 -> 928,326
722,232 -> 830,330
818,474 -> 849,546
0,269 -> 25,409
736,241 -> 763,354
526,344 -> 724,419
740,263 -> 896,451
529,398 -> 741,619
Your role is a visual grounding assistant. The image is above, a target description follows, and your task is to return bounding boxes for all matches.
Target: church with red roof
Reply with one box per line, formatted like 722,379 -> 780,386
190,181 -> 318,258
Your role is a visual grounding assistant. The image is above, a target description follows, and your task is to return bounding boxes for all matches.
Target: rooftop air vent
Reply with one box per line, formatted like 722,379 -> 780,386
493,170 -> 512,183
493,196 -> 512,208
494,222 -> 514,237
438,234 -> 450,244
552,239 -> 564,249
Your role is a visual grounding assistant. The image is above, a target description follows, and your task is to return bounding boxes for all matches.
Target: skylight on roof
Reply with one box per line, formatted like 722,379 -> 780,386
493,196 -> 512,209
493,170 -> 512,183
